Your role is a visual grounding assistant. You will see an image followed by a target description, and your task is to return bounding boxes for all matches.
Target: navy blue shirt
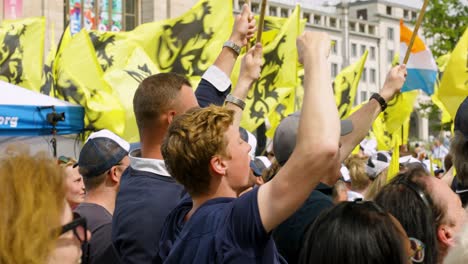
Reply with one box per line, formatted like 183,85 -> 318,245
112,167 -> 186,263
273,183 -> 334,264
158,187 -> 286,263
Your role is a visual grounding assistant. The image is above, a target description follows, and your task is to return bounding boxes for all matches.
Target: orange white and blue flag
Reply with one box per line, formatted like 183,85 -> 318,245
399,20 -> 437,95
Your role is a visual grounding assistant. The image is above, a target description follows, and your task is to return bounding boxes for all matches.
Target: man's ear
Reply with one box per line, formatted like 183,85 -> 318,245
167,110 -> 177,124
108,166 -> 121,184
210,155 -> 228,177
437,224 -> 456,248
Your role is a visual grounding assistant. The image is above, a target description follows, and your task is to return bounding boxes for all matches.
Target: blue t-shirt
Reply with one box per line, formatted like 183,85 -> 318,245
158,187 -> 286,263
112,167 -> 186,264
273,183 -> 334,264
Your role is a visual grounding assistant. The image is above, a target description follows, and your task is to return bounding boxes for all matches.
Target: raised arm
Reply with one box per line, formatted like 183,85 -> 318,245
258,32 -> 341,232
339,65 -> 407,162
196,4 -> 256,107
225,43 -> 263,128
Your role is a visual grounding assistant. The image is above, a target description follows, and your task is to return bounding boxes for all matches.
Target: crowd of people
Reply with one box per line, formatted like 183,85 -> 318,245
1,4 -> 467,264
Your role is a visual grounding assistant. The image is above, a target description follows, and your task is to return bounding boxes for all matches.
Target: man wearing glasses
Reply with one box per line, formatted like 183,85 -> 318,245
74,129 -> 130,264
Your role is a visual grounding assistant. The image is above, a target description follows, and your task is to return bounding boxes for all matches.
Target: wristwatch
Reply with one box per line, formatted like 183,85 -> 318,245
223,41 -> 241,56
370,93 -> 388,112
225,94 -> 246,110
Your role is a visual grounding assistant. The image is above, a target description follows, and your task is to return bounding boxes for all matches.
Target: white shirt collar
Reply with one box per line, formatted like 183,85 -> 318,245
129,149 -> 171,177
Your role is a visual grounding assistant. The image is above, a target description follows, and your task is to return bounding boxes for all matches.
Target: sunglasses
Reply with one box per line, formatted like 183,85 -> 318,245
408,237 -> 425,263
59,212 -> 89,264
57,155 -> 73,165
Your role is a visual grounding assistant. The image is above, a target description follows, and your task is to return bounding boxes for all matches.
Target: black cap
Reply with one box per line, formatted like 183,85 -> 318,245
455,97 -> 468,140
75,130 -> 130,178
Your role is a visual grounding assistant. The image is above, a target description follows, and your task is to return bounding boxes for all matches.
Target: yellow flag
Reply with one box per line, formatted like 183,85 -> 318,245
384,90 -> 419,134
104,48 -> 159,142
387,130 -> 401,182
0,17 -> 45,91
54,30 -> 125,136
334,50 -> 368,118
234,6 -> 302,131
152,0 -> 233,81
432,54 -> 452,124
438,28 -> 468,118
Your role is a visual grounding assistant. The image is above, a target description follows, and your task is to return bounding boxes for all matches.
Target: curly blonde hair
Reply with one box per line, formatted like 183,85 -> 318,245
0,149 -> 66,264
162,105 -> 234,196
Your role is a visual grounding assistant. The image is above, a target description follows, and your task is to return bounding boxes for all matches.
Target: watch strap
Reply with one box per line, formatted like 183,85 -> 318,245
370,93 -> 387,112
223,41 -> 241,56
225,94 -> 246,110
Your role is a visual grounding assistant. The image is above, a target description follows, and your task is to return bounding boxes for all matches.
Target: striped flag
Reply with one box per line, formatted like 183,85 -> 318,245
399,20 -> 437,95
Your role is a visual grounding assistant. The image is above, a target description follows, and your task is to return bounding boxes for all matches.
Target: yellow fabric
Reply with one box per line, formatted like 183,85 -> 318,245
432,53 -> 452,124
438,28 -> 468,118
0,17 -> 45,91
334,50 -> 368,118
54,30 -> 125,136
232,6 -> 303,132
103,48 -> 159,142
387,130 -> 401,182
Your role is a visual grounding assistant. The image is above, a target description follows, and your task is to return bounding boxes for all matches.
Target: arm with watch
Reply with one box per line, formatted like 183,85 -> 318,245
195,4 -> 256,107
338,64 -> 407,162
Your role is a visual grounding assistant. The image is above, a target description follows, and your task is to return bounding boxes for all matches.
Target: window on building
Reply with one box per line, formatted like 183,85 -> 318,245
360,44 -> 366,55
370,46 -> 376,60
368,25 -> 375,35
357,9 -> 367,20
314,15 -> 321,25
251,3 -> 259,13
411,11 -> 417,20
66,0 -> 139,32
403,9 -> 409,19
387,27 -> 394,40
269,6 -> 277,16
359,23 -> 365,33
349,22 -> 356,31
331,40 -> 338,54
388,50 -> 395,64
361,91 -> 368,102
280,8 -> 289,17
351,43 -> 357,57
331,63 -> 339,77
361,67 -> 367,82
370,68 -> 376,83
386,6 -> 392,15
303,12 -> 310,23
330,17 -> 337,28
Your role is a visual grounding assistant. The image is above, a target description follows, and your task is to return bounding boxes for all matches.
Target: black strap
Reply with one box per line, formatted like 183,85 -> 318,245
370,93 -> 388,112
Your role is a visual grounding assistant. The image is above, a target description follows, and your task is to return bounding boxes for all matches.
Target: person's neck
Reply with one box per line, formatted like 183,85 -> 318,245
84,188 -> 117,215
140,131 -> 165,160
185,183 -> 237,222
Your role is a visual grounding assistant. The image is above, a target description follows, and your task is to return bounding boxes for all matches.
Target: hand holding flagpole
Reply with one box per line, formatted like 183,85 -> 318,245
402,0 -> 429,64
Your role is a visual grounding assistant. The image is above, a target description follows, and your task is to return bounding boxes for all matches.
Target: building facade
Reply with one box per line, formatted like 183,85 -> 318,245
0,0 -> 430,139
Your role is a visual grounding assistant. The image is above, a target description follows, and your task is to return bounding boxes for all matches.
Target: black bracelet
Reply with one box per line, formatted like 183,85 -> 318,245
370,93 -> 387,112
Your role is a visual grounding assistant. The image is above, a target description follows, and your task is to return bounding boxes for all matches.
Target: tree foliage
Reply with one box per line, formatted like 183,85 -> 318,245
422,0 -> 468,57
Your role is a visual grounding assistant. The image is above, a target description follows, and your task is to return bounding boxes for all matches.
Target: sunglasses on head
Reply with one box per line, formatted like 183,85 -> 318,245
59,212 -> 89,264
408,237 -> 425,263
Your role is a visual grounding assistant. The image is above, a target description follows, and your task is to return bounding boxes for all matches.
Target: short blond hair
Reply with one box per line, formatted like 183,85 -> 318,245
0,149 -> 65,264
162,105 -> 234,196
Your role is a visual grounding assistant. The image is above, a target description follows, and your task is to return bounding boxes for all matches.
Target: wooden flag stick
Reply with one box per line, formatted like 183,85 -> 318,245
256,0 -> 267,43
402,0 -> 429,64
246,0 -> 251,50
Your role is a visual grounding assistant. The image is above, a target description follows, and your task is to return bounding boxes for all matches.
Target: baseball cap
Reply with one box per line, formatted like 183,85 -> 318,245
250,156 -> 272,177
366,157 -> 389,179
75,129 -> 130,178
273,112 -> 353,166
239,127 -> 257,159
455,97 -> 468,140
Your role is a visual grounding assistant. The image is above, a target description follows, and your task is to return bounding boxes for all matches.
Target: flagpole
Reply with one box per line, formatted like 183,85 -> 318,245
257,0 -> 267,43
246,0 -> 251,50
402,0 -> 429,64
